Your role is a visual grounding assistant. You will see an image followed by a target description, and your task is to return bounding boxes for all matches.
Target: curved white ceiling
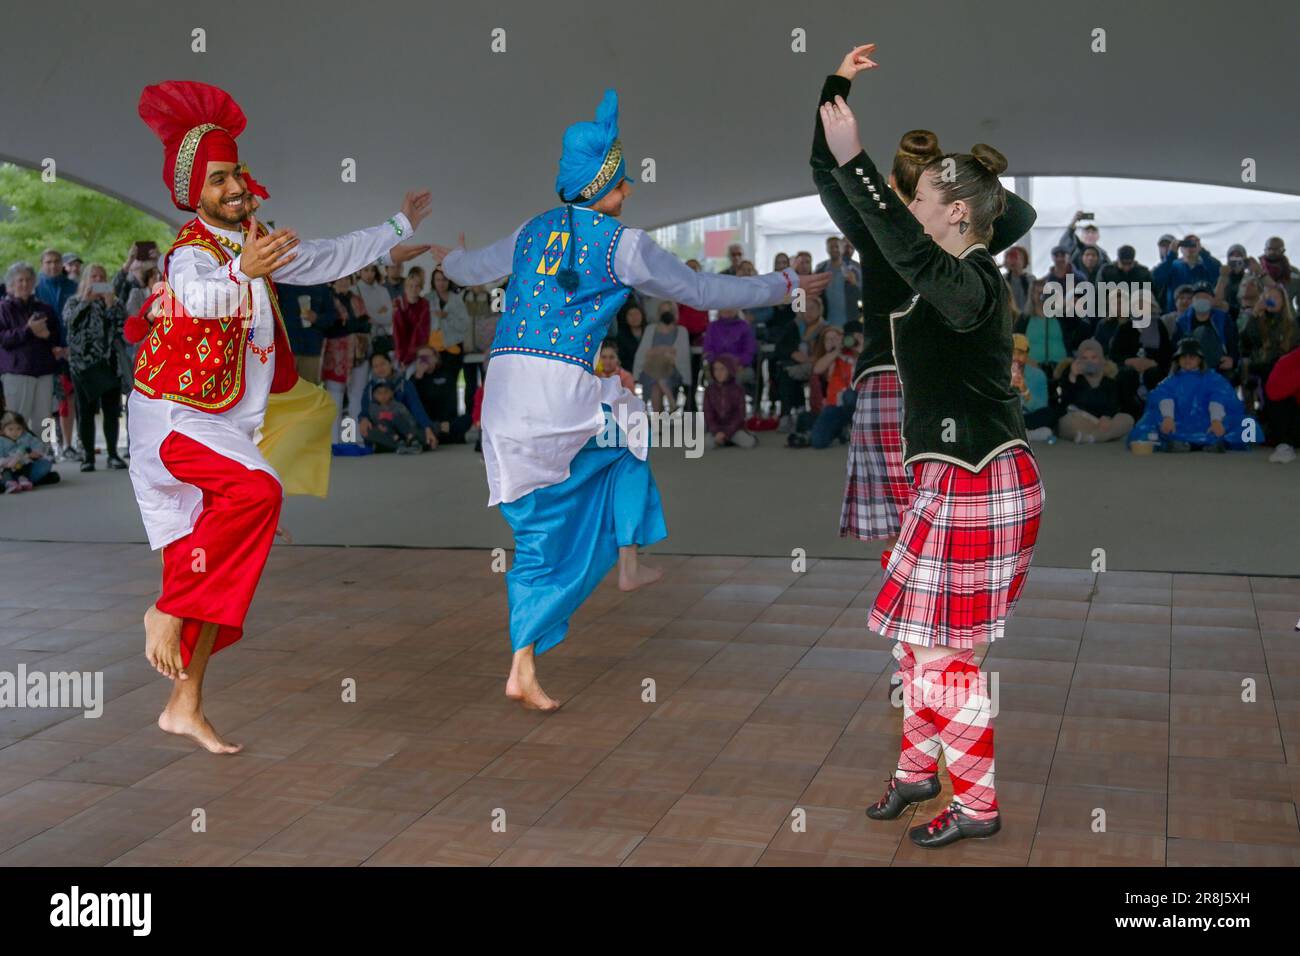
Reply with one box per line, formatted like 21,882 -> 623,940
3,0 -> 1296,248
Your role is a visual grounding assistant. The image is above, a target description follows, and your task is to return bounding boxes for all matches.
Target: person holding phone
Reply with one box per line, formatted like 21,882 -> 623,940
113,241 -> 160,306
62,264 -> 128,471
1057,210 -> 1110,269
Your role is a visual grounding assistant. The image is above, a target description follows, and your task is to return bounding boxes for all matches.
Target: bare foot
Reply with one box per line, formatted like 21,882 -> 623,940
505,674 -> 561,711
618,559 -> 663,592
158,709 -> 243,754
143,604 -> 187,681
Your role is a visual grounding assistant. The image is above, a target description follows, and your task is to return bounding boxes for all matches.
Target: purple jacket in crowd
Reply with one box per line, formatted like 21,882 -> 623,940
0,296 -> 62,377
703,354 -> 747,440
701,313 -> 757,368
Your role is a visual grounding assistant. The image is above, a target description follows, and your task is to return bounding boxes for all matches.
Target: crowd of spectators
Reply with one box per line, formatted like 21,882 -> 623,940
1005,213 -> 1300,459
4,213 -> 1297,496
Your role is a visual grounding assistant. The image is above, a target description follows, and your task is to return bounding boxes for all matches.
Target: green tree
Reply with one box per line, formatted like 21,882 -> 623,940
0,163 -> 175,275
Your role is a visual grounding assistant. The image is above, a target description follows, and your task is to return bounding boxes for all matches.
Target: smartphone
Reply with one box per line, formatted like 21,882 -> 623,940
129,241 -> 159,262
1077,212 -> 1095,221
90,282 -> 112,295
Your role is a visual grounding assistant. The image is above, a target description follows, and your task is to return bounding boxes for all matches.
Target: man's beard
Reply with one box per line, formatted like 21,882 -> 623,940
201,194 -> 248,227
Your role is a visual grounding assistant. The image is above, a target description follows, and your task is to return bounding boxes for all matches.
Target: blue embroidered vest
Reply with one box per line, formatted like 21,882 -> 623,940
490,205 -> 631,372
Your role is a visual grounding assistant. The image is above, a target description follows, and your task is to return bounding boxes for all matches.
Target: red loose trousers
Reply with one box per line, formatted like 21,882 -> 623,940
154,431 -> 282,666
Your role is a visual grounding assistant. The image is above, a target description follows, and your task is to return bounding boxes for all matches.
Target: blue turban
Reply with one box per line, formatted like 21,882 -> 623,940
555,88 -> 632,206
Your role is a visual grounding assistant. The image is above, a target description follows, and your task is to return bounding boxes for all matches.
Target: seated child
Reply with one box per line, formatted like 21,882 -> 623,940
360,351 -> 436,447
365,381 -> 424,454
704,355 -> 756,448
596,339 -> 636,392
0,411 -> 58,492
1129,337 -> 1253,452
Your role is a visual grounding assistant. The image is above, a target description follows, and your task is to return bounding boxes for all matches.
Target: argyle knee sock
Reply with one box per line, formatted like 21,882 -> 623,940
893,642 -> 941,783
926,649 -> 998,820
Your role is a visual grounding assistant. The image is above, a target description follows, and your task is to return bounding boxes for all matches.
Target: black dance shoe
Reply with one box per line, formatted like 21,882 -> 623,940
80,460 -> 95,472
909,803 -> 1001,848
865,775 -> 941,820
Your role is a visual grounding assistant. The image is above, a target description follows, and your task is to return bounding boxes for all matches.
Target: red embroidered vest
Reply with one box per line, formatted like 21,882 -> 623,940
132,218 -> 298,412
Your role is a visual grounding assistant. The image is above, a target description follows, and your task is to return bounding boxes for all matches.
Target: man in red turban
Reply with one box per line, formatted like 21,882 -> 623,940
129,80 -> 432,753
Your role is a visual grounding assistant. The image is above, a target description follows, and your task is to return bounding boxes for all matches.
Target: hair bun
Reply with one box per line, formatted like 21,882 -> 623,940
897,129 -> 941,164
970,143 -> 1008,176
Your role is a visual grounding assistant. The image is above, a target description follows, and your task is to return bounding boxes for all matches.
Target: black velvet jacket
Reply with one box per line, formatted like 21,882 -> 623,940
829,146 -> 1030,471
810,74 -> 1037,386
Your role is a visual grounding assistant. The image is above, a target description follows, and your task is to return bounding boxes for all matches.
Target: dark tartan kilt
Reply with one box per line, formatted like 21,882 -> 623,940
839,370 -> 911,541
869,445 -> 1044,649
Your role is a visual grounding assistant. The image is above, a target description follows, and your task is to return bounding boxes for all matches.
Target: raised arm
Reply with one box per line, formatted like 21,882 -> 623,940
811,72 -> 913,319
990,190 -> 1037,256
439,226 -> 524,287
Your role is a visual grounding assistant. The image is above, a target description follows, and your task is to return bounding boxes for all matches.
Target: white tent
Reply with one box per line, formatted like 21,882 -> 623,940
755,177 -> 1300,278
4,1 -> 1300,245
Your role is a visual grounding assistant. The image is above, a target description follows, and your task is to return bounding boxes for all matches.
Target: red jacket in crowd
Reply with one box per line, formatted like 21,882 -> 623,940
392,295 -> 430,367
1265,346 -> 1300,402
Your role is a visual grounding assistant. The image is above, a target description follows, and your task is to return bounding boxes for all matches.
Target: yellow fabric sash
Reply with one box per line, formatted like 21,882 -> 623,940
257,377 -> 334,497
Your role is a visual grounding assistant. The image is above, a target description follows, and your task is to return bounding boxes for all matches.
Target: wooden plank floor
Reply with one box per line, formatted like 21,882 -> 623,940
0,541 -> 1298,866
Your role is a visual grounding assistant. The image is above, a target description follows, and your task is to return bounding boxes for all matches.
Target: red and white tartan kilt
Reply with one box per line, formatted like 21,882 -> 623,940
869,445 -> 1044,649
839,370 -> 911,541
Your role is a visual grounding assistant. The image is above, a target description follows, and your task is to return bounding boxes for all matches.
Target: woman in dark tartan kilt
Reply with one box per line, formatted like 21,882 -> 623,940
811,47 -> 1038,559
819,45 -> 1045,848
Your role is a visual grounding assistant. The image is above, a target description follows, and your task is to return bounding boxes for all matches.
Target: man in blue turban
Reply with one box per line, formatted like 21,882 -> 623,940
435,89 -> 830,711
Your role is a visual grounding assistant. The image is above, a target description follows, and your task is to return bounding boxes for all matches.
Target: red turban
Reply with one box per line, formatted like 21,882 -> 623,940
138,80 -> 269,212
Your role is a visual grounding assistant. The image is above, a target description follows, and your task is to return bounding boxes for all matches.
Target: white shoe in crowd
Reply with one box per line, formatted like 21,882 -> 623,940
1269,443 -> 1296,464
1026,426 -> 1054,442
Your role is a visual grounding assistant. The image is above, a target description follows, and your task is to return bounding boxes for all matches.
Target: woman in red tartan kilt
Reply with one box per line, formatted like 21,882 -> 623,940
819,45 -> 1045,848
811,50 -> 1038,553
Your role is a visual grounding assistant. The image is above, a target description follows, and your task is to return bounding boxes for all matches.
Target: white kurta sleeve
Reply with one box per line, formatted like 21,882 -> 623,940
271,212 -> 414,285
167,245 -> 249,318
615,228 -> 798,310
441,225 -> 524,287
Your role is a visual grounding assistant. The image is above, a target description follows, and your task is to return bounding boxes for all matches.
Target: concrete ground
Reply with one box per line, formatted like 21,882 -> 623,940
2,439 -> 1295,577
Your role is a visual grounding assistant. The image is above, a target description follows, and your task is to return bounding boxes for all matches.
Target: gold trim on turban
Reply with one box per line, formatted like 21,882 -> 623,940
579,139 -> 624,201
174,123 -> 223,207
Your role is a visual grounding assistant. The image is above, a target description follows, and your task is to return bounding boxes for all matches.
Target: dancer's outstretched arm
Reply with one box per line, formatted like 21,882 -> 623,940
436,227 -> 524,287
435,224 -> 831,309
617,230 -> 831,309
822,98 -> 997,330
169,192 -> 432,318
270,190 -> 433,284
